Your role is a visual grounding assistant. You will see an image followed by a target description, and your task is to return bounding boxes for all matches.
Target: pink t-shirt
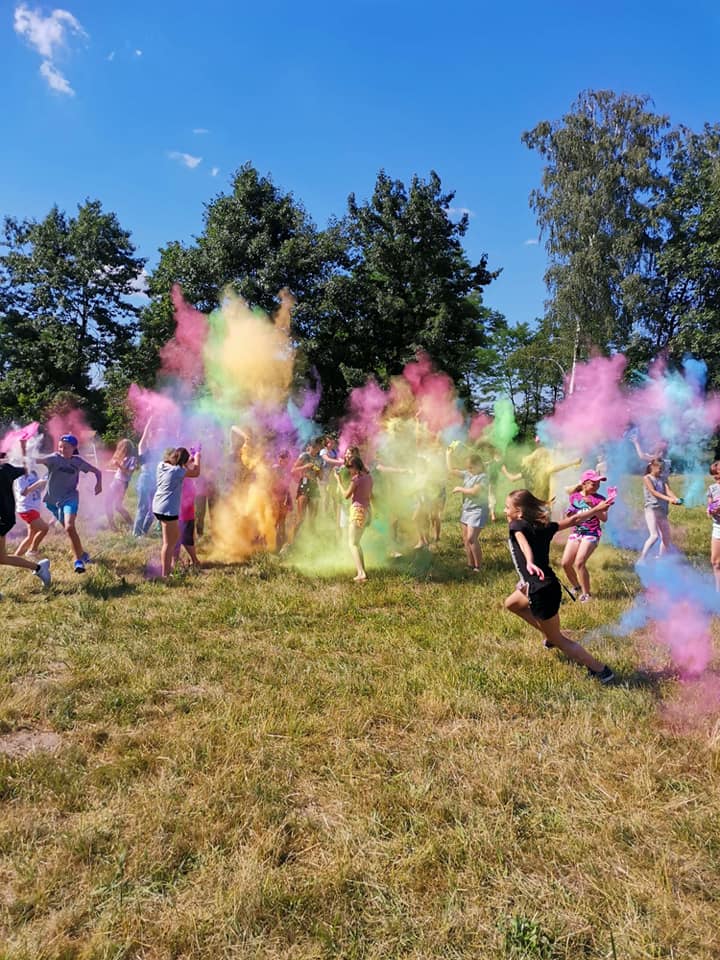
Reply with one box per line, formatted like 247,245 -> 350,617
179,478 -> 196,523
350,472 -> 373,508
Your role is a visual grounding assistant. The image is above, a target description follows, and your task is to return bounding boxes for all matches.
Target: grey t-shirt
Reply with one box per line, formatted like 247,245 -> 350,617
43,453 -> 95,506
152,463 -> 186,516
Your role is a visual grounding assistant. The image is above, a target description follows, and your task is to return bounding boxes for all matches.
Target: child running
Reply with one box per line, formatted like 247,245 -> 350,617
561,469 -> 611,601
707,461 -> 720,591
106,439 -> 137,530
36,434 -> 102,573
504,489 -> 615,683
447,445 -> 487,573
152,447 -> 201,579
336,454 -> 373,582
14,465 -> 48,558
0,443 -> 51,588
639,458 -> 682,563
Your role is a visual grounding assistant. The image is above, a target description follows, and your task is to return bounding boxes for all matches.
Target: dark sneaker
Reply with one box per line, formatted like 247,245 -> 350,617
589,664 -> 615,684
74,559 -> 86,574
80,551 -> 90,565
34,559 -> 51,587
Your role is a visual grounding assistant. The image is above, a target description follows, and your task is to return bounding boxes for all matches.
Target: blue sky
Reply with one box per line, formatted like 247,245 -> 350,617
3,0 -> 720,326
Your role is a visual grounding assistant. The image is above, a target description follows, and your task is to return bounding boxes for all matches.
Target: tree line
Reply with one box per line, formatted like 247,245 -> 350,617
2,90 -> 719,439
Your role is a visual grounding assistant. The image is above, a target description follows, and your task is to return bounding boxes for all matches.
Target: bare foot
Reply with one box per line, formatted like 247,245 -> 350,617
353,574 -> 367,582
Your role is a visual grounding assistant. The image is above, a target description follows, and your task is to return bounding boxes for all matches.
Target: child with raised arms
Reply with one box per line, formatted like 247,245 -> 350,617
504,488 -> 615,683
152,447 -> 201,579
336,454 -> 373,582
561,469 -> 611,602
36,434 -> 102,573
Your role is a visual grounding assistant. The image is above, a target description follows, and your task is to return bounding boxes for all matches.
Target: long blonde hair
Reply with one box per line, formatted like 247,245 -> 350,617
110,438 -> 135,468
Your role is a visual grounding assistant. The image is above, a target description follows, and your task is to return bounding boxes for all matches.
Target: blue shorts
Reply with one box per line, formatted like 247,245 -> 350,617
46,499 -> 79,522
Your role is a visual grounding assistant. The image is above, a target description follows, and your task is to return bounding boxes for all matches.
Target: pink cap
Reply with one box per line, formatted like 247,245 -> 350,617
581,469 -> 606,483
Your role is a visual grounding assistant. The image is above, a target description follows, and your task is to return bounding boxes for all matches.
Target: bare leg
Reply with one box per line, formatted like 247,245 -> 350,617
64,515 -> 85,561
160,521 -> 180,577
712,537 -> 720,592
29,518 -> 49,553
349,524 -> 367,580
466,525 -> 482,569
561,539 -> 580,589
504,590 -> 604,672
573,539 -> 598,596
0,537 -> 40,572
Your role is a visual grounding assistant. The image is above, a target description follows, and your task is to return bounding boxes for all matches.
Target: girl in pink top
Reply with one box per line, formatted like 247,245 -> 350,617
336,455 -> 373,582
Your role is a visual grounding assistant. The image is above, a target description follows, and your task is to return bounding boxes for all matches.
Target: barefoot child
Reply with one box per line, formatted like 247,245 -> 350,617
561,469 -> 611,601
14,466 -> 48,558
36,434 -> 102,573
336,454 -> 373,582
504,488 -> 615,683
0,444 -> 51,587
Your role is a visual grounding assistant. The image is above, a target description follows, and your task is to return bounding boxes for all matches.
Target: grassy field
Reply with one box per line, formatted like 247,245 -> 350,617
0,494 -> 719,959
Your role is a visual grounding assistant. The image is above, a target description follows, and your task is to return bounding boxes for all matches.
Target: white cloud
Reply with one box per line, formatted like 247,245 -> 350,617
169,151 -> 202,169
135,48 -> 142,56
129,267 -> 150,300
14,4 -> 86,95
14,3 -> 86,58
210,166 -> 220,177
193,127 -> 209,135
524,238 -> 539,246
39,58 -> 73,94
446,206 -> 475,220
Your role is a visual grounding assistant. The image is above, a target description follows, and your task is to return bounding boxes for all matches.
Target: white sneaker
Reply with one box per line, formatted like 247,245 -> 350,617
34,558 -> 51,588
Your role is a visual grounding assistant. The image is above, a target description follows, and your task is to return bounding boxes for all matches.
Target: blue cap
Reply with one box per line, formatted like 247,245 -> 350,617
60,434 -> 78,446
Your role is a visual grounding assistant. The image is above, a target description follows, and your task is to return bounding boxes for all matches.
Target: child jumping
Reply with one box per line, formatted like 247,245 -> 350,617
561,469 -> 611,601
504,488 -> 615,683
36,434 -> 102,573
336,454 -> 373,582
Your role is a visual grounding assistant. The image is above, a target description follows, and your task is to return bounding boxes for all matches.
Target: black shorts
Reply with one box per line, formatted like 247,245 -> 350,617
180,518 -> 195,547
154,513 -> 178,523
0,515 -> 15,537
529,580 -> 562,621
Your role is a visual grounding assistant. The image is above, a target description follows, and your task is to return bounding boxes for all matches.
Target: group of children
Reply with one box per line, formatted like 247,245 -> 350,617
3,423 -> 720,690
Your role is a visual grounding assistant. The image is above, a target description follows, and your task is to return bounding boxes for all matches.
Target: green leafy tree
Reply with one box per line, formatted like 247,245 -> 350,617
132,163 -> 346,386
0,200 -> 144,422
522,90 -> 672,357
307,170 -> 499,418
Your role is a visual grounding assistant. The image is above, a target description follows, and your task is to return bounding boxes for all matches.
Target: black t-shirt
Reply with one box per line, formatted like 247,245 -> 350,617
508,518 -> 559,592
0,462 -> 25,521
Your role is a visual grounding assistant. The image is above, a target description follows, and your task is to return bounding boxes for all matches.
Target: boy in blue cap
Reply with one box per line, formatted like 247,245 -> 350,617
36,434 -> 102,573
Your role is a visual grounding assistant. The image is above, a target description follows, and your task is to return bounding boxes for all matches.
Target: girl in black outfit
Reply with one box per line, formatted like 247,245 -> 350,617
504,489 -> 615,683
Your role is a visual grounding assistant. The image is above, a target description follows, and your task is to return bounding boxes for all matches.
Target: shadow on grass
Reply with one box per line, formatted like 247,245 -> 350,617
618,665 -> 680,695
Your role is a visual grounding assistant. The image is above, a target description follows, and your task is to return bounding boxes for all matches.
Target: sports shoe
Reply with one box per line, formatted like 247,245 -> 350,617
589,664 -> 615,684
569,585 -> 581,598
579,593 -> 592,603
34,559 -> 51,587
74,558 -> 86,574
79,551 -> 90,565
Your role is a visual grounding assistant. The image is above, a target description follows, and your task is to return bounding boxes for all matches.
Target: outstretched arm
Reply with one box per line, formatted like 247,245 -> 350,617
513,530 -> 545,580
549,457 -> 582,476
138,416 -> 153,456
185,451 -> 201,479
556,498 -> 614,531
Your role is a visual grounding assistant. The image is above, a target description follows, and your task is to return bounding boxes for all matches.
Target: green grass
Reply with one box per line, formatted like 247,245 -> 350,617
0,498 -> 719,959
